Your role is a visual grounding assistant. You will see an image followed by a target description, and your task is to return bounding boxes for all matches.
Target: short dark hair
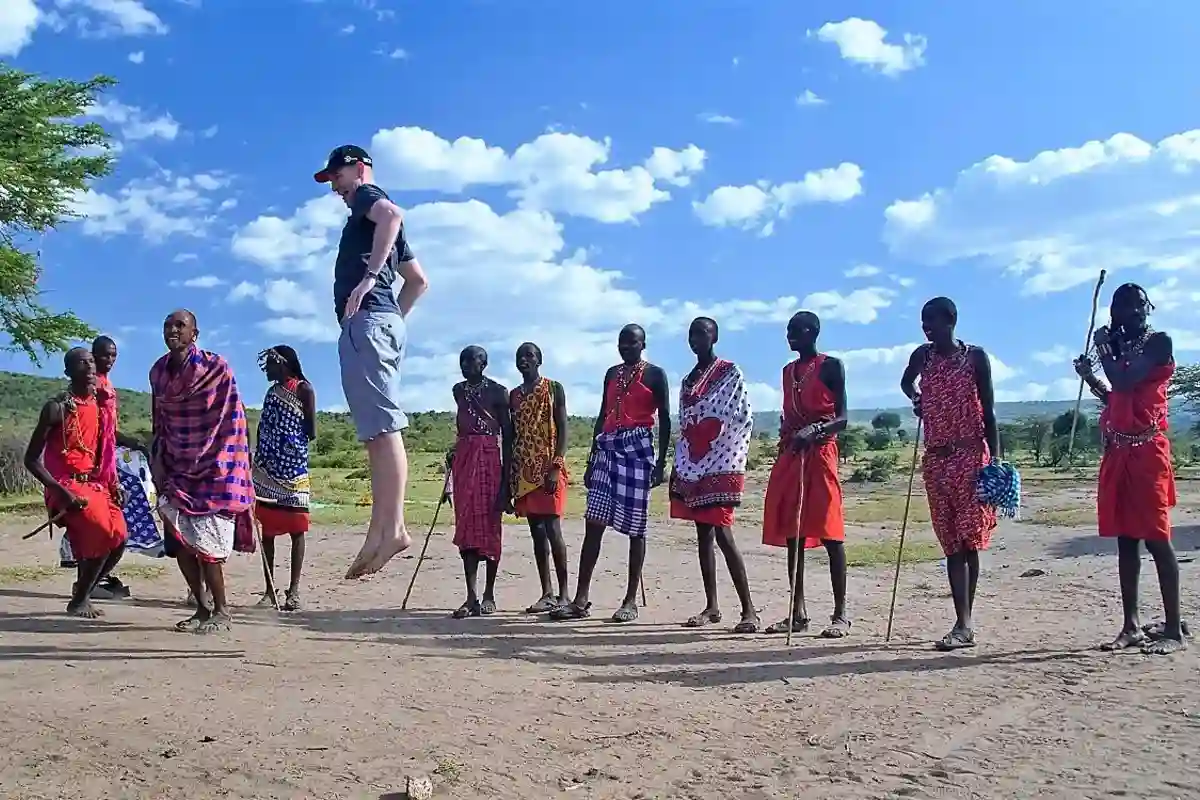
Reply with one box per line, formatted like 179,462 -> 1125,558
922,296 -> 958,325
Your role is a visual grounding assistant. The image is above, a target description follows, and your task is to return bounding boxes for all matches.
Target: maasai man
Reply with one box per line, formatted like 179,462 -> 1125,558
669,317 -> 758,633
447,346 -> 512,618
254,345 -> 316,612
58,335 -> 161,600
1074,283 -> 1187,654
762,312 -> 851,638
24,347 -> 127,618
150,310 -> 254,634
315,145 -> 430,580
901,297 -> 998,651
551,324 -> 671,624
510,342 -> 571,613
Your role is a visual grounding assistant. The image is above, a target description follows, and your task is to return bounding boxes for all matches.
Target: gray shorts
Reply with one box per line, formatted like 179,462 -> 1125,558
338,311 -> 409,442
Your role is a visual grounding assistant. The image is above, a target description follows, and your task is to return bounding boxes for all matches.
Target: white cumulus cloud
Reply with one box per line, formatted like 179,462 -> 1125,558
883,128 -> 1200,295
0,0 -> 41,56
693,163 -> 864,234
814,17 -> 927,77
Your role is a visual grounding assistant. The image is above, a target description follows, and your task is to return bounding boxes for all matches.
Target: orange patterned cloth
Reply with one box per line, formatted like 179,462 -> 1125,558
510,378 -> 569,517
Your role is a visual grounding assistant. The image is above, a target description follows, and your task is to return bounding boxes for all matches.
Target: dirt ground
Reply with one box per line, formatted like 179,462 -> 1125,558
1,481 -> 1198,800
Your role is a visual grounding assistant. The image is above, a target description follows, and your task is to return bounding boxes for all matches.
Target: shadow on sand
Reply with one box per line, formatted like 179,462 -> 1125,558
0,643 -> 245,663
1046,524 -> 1200,559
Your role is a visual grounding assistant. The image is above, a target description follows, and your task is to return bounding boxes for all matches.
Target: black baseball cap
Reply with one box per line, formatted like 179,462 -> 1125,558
313,145 -> 373,182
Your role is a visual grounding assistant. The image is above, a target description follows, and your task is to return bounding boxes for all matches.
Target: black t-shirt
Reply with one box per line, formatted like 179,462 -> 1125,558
333,184 -> 415,322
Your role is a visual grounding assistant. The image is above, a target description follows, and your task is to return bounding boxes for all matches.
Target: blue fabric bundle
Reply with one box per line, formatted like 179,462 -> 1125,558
976,460 -> 1021,519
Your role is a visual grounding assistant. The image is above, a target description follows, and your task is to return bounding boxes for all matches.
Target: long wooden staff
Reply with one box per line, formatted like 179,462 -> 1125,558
786,449 -> 808,646
253,512 -> 280,611
401,470 -> 454,610
22,510 -> 66,540
885,418 -> 923,643
1066,269 -> 1107,464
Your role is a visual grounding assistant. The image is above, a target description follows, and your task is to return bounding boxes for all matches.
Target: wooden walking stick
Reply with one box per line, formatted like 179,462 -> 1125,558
786,450 -> 808,647
401,470 -> 454,610
22,510 -> 66,540
885,418 -> 923,643
253,512 -> 280,611
1066,269 -> 1107,465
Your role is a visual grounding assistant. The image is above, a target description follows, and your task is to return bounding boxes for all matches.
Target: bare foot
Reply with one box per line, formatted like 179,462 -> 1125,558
361,530 -> 413,575
1100,628 -> 1146,651
66,600 -> 102,619
344,536 -> 382,580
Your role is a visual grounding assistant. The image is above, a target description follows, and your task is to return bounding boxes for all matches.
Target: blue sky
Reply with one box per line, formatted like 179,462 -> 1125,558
5,1 -> 1200,415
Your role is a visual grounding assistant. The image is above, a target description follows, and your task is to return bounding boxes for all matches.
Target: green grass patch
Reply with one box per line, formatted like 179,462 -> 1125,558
843,492 -> 931,527
0,565 -> 57,584
1019,505 -> 1095,527
117,564 -> 168,581
843,538 -> 941,568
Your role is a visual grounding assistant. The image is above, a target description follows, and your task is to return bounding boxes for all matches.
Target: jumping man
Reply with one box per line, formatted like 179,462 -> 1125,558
761,312 -> 851,638
447,346 -> 512,618
669,317 -> 758,633
315,145 -> 430,579
510,342 -> 572,613
151,310 -> 254,634
901,297 -> 998,651
552,324 -> 670,624
1075,283 -> 1187,655
254,345 -> 316,612
25,347 -> 128,618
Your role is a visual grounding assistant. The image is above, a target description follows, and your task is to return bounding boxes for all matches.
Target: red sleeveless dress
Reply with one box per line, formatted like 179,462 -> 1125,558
762,355 -> 845,548
919,344 -> 995,557
1097,362 -> 1175,541
43,394 -> 128,560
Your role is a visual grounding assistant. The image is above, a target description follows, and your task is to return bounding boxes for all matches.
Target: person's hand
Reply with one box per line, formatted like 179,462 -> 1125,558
583,454 -> 595,489
910,393 -> 923,419
444,448 -> 455,470
494,488 -> 513,514
1073,355 -> 1094,379
343,272 -> 379,320
544,464 -> 561,494
54,485 -> 86,512
650,463 -> 665,488
791,424 -> 820,451
1093,326 -> 1113,358
114,484 -> 128,507
442,490 -> 453,508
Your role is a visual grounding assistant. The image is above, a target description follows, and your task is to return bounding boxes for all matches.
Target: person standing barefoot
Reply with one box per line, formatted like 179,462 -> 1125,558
447,347 -> 512,618
253,345 -> 316,612
669,317 -> 758,634
551,324 -> 671,624
510,342 -> 571,613
901,297 -> 998,651
1075,283 -> 1187,655
25,348 -> 128,619
761,312 -> 851,638
314,145 -> 429,579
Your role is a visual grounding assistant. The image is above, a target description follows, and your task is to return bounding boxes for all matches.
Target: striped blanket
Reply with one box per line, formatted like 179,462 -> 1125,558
150,346 -> 254,524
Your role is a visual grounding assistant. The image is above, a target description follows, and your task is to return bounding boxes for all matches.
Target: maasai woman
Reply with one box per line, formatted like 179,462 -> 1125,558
670,317 -> 758,633
551,324 -> 671,624
510,342 -> 571,613
1075,283 -> 1187,654
254,345 -> 316,612
901,297 -> 998,652
447,346 -> 512,619
24,347 -> 128,619
761,312 -> 851,638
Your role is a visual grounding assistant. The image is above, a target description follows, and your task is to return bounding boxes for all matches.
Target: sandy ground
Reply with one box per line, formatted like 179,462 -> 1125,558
1,485 -> 1198,800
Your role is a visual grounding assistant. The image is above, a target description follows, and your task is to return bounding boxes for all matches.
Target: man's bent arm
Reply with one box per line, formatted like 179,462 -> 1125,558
24,402 -> 64,494
365,198 -> 405,276
395,258 -> 429,318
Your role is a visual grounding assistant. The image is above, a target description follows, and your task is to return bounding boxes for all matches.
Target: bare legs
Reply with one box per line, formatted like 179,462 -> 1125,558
936,548 -> 979,650
1103,536 -> 1185,653
261,533 -> 306,610
346,431 -> 412,578
766,538 -> 849,636
525,515 -> 569,612
66,546 -> 123,618
689,524 -> 757,630
175,552 -> 230,633
553,521 -> 644,622
454,550 -> 499,618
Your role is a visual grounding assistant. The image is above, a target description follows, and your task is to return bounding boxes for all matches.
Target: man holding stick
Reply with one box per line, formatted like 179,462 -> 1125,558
25,347 -> 128,618
314,145 -> 429,579
1074,283 -> 1187,655
901,297 -> 998,652
761,312 -> 850,638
